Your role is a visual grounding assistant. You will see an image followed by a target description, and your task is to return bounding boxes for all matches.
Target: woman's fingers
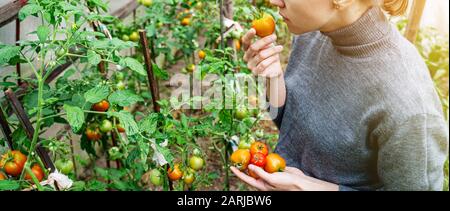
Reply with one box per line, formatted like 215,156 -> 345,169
242,28 -> 256,51
248,165 -> 278,185
247,45 -> 283,71
230,166 -> 270,191
244,34 -> 277,62
284,167 -> 305,177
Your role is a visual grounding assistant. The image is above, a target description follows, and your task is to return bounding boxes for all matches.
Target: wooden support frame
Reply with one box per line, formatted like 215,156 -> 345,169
4,88 -> 55,171
405,0 -> 427,43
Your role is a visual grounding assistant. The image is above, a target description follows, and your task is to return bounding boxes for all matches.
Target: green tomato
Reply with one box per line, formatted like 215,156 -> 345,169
122,34 -> 130,41
255,130 -> 264,139
116,81 -> 126,90
183,169 -> 195,185
189,156 -> 204,171
56,48 -> 66,57
142,0 -> 153,7
235,108 -> 249,120
238,140 -> 252,149
108,147 -> 121,160
115,72 -> 125,81
100,119 -> 113,133
149,169 -> 163,186
55,159 -> 74,175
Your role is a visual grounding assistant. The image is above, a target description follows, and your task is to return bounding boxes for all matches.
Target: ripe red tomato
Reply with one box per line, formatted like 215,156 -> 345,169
86,126 -> 102,141
250,152 -> 266,168
250,141 -> 268,156
25,164 -> 45,183
92,100 -> 110,112
264,153 -> 286,173
0,150 -> 27,177
230,149 -> 251,171
252,14 -> 276,37
167,164 -> 183,181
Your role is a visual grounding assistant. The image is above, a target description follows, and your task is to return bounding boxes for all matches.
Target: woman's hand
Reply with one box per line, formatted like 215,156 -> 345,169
242,29 -> 284,78
230,165 -> 339,191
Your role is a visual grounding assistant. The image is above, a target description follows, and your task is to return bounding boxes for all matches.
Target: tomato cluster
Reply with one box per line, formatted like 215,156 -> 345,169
231,140 -> 286,179
150,149 -> 205,187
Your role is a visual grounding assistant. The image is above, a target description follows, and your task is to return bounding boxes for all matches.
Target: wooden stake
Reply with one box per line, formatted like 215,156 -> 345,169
139,30 -> 161,113
405,0 -> 427,43
4,88 -> 55,171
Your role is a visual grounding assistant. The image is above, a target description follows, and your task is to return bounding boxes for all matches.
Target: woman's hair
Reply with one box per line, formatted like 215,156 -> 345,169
381,0 -> 409,16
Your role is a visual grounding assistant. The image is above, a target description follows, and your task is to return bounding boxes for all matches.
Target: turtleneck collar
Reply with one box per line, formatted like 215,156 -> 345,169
322,7 -> 393,57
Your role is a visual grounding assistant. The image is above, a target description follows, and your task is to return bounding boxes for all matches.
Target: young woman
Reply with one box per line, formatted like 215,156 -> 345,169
230,0 -> 449,191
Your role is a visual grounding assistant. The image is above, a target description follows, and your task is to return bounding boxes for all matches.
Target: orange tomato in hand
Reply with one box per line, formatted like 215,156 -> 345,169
264,153 -> 286,173
168,164 -> 183,181
252,14 -> 275,37
250,141 -> 268,156
230,149 -> 251,171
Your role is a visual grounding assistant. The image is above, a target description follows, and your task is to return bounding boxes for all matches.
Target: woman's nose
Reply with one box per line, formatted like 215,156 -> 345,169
270,0 -> 286,8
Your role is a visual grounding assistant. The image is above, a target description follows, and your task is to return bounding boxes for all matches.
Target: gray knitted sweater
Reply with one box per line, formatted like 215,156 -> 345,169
271,7 -> 449,191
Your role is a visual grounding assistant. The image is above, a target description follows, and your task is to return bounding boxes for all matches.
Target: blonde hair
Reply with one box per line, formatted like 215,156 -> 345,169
382,0 -> 409,16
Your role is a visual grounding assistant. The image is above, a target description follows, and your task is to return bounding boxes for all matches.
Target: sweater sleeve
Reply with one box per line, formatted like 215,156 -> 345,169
340,114 -> 449,191
376,114 -> 448,191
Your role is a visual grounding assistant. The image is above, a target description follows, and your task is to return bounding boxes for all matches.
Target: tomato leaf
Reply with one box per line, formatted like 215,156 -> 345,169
155,143 -> 174,167
110,111 -> 139,135
138,113 -> 159,134
37,25 -> 50,43
0,180 -> 21,191
0,45 -> 21,66
18,3 -> 42,21
108,90 -> 144,107
87,50 -> 101,66
120,57 -> 146,76
63,104 -> 85,133
153,63 -> 169,80
84,85 -> 109,103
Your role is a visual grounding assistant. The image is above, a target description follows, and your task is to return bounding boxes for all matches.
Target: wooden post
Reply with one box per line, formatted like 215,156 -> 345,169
405,0 -> 427,43
4,89 -> 55,171
138,30 -> 174,191
0,106 -> 14,149
16,18 -> 21,86
139,30 -> 161,113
